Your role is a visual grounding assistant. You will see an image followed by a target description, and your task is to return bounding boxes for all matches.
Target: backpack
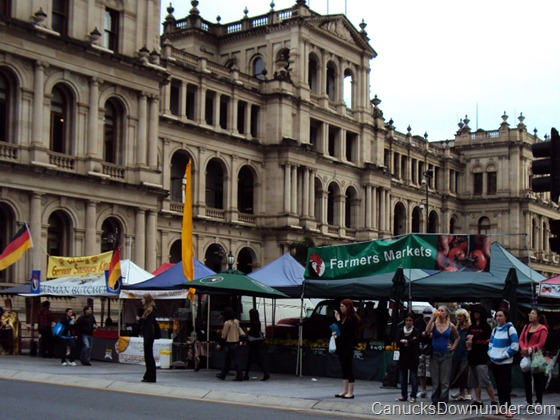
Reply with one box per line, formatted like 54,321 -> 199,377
382,363 -> 399,388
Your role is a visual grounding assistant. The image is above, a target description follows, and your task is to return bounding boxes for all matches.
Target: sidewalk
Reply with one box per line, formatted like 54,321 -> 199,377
0,355 -> 559,419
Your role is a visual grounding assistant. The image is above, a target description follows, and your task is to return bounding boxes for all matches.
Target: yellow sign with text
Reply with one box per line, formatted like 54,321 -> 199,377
47,251 -> 113,279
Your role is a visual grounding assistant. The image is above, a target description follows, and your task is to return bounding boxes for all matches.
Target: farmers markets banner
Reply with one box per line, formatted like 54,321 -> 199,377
47,251 -> 113,279
304,234 -> 490,280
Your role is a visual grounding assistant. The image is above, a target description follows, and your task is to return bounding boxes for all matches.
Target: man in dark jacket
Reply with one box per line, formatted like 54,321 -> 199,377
76,306 -> 97,366
466,304 -> 498,407
37,301 -> 54,358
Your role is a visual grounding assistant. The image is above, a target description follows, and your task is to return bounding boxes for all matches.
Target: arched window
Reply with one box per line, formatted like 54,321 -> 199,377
308,54 -> 319,94
50,85 -> 70,153
103,100 -> 123,164
47,212 -> 69,257
478,217 -> 491,235
101,218 -> 121,253
326,61 -> 337,101
169,240 -> 181,263
170,153 -> 192,202
344,187 -> 358,229
237,166 -> 254,214
343,68 -> 353,108
327,183 -> 339,225
205,159 -> 225,209
252,57 -> 266,80
393,202 -> 406,236
0,72 -> 10,142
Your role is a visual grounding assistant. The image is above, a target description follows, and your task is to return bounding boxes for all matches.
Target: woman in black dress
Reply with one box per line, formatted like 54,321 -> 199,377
137,293 -> 157,383
334,299 -> 360,399
244,308 -> 270,381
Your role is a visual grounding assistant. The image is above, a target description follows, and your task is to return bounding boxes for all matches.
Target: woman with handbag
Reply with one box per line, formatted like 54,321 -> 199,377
334,299 -> 360,399
395,313 -> 421,403
216,307 -> 246,381
244,308 -> 269,381
518,308 -> 548,406
137,293 -> 158,383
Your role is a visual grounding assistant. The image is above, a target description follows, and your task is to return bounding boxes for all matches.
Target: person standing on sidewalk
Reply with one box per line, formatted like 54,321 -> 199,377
488,308 -> 518,418
137,293 -> 158,383
395,313 -> 421,403
244,308 -> 269,381
334,299 -> 360,399
59,308 -> 77,366
216,307 -> 246,382
76,306 -> 97,366
37,301 -> 54,358
466,304 -> 497,408
425,305 -> 459,406
450,308 -> 471,401
518,308 -> 548,406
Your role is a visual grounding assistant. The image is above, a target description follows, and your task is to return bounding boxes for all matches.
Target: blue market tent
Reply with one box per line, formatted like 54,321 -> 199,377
124,259 -> 215,291
248,253 -> 305,298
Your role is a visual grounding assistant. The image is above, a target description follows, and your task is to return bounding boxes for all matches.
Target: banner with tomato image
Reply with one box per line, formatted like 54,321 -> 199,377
304,234 -> 490,280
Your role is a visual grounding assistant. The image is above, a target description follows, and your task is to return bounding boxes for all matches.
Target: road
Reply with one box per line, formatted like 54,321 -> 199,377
0,378 -> 366,420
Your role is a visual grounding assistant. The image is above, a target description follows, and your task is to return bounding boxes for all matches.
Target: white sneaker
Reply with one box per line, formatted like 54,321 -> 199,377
69,361 -> 77,366
61,362 -> 67,366
462,394 -> 472,401
451,391 -> 461,399
409,398 -> 416,403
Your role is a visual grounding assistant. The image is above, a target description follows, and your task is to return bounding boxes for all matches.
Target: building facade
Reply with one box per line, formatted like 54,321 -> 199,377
0,0 -> 558,291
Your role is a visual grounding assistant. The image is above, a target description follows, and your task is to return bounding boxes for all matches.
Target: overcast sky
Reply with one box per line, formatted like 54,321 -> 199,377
161,1 -> 560,141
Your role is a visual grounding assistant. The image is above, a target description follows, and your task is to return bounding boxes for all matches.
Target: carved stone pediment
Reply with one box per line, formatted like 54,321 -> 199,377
320,19 -> 354,43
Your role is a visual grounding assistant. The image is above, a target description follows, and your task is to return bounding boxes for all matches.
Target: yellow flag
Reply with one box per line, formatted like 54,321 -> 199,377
182,160 -> 195,301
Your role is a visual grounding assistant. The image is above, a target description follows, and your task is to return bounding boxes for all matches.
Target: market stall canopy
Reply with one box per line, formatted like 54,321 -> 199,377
248,253 -> 304,297
537,275 -> 560,299
187,269 -> 289,298
123,259 -> 214,291
13,260 -> 152,297
303,268 -> 432,299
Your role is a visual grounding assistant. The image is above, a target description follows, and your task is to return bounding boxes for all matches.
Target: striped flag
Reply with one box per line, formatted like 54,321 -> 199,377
107,242 -> 121,291
0,223 -> 33,271
182,160 -> 195,301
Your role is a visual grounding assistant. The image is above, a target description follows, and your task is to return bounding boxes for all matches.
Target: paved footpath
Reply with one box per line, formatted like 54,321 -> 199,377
1,355 -> 559,419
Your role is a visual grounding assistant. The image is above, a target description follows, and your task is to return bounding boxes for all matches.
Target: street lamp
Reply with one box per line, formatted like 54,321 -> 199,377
422,169 -> 433,233
227,251 -> 235,270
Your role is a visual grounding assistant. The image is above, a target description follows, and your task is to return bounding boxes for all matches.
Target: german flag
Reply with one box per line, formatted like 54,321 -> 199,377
107,242 -> 121,291
0,223 -> 33,271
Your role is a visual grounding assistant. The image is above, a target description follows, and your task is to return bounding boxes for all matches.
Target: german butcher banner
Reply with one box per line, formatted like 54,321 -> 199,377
304,234 -> 490,280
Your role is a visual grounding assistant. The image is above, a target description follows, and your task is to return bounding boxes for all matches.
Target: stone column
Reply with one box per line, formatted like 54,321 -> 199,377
134,209 -> 146,267
87,78 -> 99,157
147,95 -> 159,168
178,81 -> 186,119
372,186 -> 378,230
291,164 -> 298,214
30,193 -> 42,271
162,83 -> 171,115
302,167 -> 310,217
309,170 -> 316,219
136,92 -> 148,165
380,189 -> 386,232
365,184 -> 372,229
32,62 -> 45,147
284,163 -> 291,213
145,210 -> 157,273
85,201 -> 97,256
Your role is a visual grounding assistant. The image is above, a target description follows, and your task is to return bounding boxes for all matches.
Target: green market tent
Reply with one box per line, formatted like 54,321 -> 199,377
303,242 -> 545,301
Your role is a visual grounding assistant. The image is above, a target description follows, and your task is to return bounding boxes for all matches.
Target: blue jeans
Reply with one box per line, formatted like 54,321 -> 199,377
81,335 -> 93,363
400,367 -> 419,399
430,352 -> 452,403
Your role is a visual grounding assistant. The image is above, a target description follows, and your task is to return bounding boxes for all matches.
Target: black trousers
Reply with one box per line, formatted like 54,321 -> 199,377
245,341 -> 267,376
143,337 -> 156,382
39,327 -> 54,358
523,370 -> 546,404
221,343 -> 243,379
490,362 -> 512,406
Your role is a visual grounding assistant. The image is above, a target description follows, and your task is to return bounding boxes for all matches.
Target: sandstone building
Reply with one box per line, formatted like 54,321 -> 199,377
0,0 -> 558,294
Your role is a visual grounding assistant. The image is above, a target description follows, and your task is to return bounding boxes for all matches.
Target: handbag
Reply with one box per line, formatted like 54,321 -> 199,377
247,332 -> 264,342
52,322 -> 65,337
531,349 -> 547,373
520,355 -> 531,372
329,334 -> 337,354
